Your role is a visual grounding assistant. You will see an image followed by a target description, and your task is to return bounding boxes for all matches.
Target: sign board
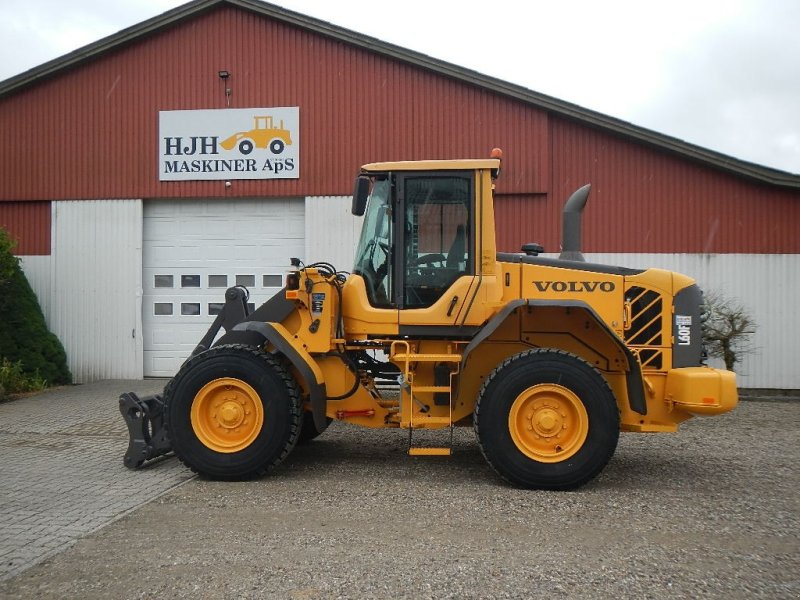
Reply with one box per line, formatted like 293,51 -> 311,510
159,107 -> 299,181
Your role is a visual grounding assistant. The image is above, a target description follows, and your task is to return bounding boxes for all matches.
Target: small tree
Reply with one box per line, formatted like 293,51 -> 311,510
0,226 -> 17,286
0,229 -> 19,400
703,290 -> 757,372
0,227 -> 71,395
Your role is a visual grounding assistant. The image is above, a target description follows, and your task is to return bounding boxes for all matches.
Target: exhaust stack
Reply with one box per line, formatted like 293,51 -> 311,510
559,184 -> 591,262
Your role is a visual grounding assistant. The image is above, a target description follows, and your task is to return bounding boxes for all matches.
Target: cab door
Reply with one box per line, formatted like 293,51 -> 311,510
395,172 -> 478,332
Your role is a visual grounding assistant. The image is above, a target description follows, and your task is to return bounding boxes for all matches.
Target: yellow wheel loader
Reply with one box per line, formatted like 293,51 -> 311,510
219,115 -> 292,155
121,150 -> 737,490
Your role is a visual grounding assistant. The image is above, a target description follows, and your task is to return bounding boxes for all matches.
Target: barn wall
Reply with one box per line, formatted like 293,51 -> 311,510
50,200 -> 143,382
549,117 -> 800,254
0,5 -> 548,203
0,202 -> 50,255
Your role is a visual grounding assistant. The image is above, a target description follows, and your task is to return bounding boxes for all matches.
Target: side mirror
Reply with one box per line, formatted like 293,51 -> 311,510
352,175 -> 370,216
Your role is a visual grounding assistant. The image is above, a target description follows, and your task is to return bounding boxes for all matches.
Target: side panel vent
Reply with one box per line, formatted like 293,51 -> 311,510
625,286 -> 664,369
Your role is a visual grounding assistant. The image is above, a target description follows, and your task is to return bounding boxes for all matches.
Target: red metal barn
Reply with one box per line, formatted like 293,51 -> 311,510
1,0 -> 797,386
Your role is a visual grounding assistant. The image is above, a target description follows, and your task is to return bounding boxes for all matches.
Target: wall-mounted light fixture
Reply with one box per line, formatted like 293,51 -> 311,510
218,70 -> 231,107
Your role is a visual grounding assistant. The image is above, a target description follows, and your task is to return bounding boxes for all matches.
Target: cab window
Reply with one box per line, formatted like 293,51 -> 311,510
352,178 -> 392,307
401,175 -> 472,308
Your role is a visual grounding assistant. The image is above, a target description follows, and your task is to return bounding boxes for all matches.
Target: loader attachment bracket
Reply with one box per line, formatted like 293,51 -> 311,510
192,285 -> 250,356
119,392 -> 172,469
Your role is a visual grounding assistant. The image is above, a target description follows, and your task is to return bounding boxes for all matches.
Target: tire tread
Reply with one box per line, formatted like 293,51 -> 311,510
163,344 -> 302,480
474,348 -> 619,490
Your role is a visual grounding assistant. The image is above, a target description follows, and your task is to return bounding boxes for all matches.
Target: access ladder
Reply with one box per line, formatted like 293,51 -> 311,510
390,341 -> 461,456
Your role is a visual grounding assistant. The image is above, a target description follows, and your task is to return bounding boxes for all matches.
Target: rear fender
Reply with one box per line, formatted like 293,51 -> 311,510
459,299 -> 646,415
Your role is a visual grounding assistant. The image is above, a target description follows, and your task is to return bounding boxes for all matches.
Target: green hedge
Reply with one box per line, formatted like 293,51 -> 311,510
0,228 -> 71,389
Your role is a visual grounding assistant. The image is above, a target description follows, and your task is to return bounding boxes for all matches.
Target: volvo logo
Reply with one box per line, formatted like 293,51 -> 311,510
533,280 -> 616,293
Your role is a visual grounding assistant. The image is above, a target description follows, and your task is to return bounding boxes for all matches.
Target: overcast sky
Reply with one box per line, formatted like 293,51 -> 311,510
2,0 -> 797,174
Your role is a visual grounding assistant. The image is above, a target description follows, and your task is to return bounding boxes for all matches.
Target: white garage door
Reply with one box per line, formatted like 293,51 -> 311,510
143,198 -> 304,377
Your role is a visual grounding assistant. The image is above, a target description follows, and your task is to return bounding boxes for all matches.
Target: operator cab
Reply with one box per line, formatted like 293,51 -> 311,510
353,169 -> 474,310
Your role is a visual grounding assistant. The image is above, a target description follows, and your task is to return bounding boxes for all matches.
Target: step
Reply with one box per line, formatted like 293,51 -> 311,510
392,353 -> 461,362
411,416 -> 452,425
410,385 -> 450,393
408,447 -> 452,456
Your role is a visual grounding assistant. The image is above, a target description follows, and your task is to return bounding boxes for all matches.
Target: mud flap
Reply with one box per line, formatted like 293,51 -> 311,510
119,392 -> 173,469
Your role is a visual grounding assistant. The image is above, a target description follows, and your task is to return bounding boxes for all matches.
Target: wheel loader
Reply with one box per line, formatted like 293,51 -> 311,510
121,149 -> 738,490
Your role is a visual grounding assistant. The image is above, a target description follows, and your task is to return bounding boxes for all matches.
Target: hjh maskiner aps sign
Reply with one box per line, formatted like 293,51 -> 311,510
159,107 -> 299,181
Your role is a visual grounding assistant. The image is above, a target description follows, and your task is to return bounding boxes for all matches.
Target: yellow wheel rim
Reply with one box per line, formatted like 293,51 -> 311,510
191,377 -> 264,453
508,384 -> 589,463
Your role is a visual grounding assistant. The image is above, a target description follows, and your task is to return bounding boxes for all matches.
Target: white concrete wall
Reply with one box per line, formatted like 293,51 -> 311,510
48,200 -> 143,382
304,196 -> 363,272
586,253 -> 799,390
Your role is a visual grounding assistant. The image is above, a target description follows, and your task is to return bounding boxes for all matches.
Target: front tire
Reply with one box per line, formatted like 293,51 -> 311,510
164,344 -> 301,479
474,349 -> 619,490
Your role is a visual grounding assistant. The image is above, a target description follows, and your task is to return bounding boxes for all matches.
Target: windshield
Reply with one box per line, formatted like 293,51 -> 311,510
353,178 -> 392,307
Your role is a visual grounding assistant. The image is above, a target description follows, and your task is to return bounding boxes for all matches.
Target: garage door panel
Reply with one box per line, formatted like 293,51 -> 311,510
143,198 -> 304,377
146,245 -> 205,265
145,220 -> 302,241
149,326 -> 208,347
146,220 -> 180,238
148,353 -> 186,376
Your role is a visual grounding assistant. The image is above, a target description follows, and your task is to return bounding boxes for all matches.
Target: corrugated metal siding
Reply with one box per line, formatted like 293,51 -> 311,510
0,202 -> 50,254
51,200 -> 143,382
0,5 -> 548,202
304,196 -> 362,270
550,117 -> 800,253
585,252 -> 799,389
493,193 -> 554,253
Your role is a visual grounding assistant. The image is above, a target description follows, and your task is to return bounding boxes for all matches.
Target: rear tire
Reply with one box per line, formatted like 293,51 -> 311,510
164,344 -> 301,479
474,349 -> 619,490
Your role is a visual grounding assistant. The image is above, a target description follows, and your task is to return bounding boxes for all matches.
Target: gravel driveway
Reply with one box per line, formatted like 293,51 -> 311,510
1,398 -> 797,599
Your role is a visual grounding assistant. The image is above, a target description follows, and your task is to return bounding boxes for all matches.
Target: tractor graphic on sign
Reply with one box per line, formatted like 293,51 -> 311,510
220,115 -> 293,155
